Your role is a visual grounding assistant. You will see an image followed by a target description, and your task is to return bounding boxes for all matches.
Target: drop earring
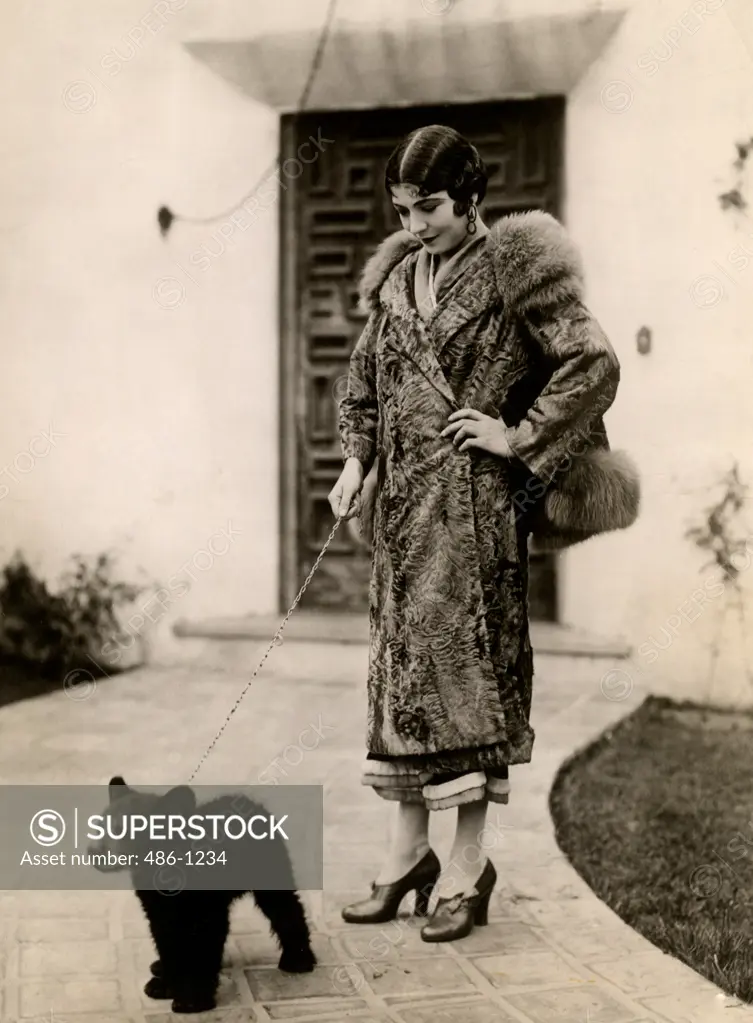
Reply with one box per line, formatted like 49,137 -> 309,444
466,203 -> 477,235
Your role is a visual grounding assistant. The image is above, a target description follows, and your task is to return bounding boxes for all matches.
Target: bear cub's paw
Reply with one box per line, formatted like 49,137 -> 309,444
144,975 -> 173,999
278,946 -> 317,973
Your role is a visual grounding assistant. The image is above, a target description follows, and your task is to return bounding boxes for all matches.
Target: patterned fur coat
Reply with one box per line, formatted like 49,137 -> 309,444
339,211 -> 620,770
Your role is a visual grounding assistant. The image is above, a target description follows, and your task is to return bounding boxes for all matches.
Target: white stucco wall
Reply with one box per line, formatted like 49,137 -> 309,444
562,0 -> 753,704
3,0 -> 753,701
0,0 -> 281,665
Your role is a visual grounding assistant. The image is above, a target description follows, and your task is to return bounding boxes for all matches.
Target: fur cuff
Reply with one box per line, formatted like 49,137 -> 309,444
530,448 -> 641,551
544,449 -> 640,533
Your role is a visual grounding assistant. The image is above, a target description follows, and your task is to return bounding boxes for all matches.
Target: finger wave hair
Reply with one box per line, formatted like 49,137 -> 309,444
384,124 -> 488,217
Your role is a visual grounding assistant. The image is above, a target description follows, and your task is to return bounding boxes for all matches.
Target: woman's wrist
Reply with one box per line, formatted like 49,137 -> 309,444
495,420 -> 514,459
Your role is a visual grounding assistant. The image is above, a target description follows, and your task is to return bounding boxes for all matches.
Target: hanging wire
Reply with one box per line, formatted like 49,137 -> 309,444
158,0 -> 339,236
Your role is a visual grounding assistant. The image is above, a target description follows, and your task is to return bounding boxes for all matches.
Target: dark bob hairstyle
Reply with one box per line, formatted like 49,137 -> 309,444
384,124 -> 488,217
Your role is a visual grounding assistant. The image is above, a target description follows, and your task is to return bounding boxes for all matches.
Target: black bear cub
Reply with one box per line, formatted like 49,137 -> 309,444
89,776 -> 316,1014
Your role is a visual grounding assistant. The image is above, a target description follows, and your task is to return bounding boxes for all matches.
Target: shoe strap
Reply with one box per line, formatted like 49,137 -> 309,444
434,890 -> 481,915
435,864 -> 493,911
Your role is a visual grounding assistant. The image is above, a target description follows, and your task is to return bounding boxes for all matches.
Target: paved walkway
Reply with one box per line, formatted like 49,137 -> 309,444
0,640 -> 751,1022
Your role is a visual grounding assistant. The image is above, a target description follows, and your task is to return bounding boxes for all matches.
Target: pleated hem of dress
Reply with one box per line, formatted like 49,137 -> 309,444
362,759 -> 512,810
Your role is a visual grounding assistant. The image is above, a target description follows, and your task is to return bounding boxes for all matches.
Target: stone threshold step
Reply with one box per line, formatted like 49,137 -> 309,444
174,614 -> 630,659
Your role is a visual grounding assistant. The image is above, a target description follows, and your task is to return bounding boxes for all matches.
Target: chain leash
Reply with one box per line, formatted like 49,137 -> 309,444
187,516 -> 346,783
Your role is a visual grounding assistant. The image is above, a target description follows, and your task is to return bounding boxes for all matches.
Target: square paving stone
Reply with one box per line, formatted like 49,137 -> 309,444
451,920 -> 550,956
16,917 -> 109,942
15,891 -> 114,917
391,996 -> 519,1022
268,1018 -> 389,1023
263,998 -> 371,1019
544,924 -> 656,962
361,956 -> 473,997
520,898 -> 619,930
589,949 -> 717,997
643,990 -> 745,1022
506,985 -> 645,1023
20,939 -> 118,977
233,933 -> 339,967
245,963 -> 365,1001
20,978 -> 123,1017
471,950 -> 591,990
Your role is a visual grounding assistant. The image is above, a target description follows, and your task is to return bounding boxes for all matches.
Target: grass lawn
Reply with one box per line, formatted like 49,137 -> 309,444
550,693 -> 753,1004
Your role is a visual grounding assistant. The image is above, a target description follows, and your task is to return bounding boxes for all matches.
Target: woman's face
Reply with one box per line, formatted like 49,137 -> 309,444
390,184 -> 471,255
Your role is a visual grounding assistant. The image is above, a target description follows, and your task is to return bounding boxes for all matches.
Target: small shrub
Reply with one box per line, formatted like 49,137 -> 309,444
685,462 -> 750,589
0,551 -> 144,680
684,462 -> 753,695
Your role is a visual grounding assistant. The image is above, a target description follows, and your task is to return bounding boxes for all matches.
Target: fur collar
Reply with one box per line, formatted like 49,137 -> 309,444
357,210 -> 585,315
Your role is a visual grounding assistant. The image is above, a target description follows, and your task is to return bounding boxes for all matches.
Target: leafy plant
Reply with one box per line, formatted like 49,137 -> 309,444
685,463 -> 750,589
0,551 -> 144,679
718,136 -> 753,213
685,462 -> 753,692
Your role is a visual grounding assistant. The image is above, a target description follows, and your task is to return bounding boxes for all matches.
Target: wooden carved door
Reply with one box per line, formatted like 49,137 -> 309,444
280,99 -> 564,619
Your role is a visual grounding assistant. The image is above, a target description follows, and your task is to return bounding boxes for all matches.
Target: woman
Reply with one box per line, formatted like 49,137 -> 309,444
328,124 -> 620,942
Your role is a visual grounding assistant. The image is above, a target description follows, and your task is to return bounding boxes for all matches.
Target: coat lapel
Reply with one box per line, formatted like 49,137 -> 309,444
377,238 -> 500,410
430,245 -> 498,358
380,256 -> 459,411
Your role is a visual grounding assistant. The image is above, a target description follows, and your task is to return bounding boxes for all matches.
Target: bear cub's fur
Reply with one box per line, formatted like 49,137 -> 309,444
90,776 -> 316,1014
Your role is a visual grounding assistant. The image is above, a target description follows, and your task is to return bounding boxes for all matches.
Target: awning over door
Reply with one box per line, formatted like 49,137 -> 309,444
183,0 -> 630,111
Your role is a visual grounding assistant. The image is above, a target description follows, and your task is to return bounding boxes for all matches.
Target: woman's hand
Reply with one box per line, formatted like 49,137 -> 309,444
328,458 -> 365,520
441,408 -> 514,458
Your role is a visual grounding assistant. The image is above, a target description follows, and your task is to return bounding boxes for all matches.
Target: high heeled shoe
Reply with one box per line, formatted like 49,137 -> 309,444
420,858 -> 497,942
341,848 -> 441,924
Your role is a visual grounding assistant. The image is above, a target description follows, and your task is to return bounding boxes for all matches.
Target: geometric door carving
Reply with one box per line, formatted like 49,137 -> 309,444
280,98 -> 565,619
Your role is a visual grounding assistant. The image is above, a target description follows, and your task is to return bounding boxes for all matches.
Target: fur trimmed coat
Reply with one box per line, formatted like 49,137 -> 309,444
338,211 -> 621,770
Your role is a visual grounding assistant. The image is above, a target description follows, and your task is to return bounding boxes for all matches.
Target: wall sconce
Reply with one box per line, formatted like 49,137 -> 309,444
636,326 -> 652,355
